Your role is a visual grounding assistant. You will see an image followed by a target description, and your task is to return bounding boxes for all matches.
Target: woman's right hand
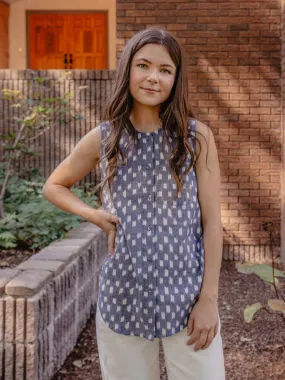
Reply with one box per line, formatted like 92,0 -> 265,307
92,210 -> 121,256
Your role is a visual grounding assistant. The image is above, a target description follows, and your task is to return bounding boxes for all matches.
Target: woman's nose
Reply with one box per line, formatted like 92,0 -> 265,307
145,70 -> 158,82
147,70 -> 159,82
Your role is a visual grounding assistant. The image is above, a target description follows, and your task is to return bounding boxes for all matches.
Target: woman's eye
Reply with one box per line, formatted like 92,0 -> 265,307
137,64 -> 171,74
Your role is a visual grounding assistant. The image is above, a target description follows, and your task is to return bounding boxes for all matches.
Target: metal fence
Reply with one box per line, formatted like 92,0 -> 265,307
0,69 -> 115,189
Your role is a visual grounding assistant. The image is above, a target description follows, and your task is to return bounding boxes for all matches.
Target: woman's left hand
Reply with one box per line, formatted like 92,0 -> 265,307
186,294 -> 219,351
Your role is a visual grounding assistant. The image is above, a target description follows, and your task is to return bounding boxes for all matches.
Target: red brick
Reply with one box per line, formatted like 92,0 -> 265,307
239,211 -> 260,217
135,17 -> 156,23
239,224 -> 261,231
239,197 -> 260,204
250,190 -> 270,197
126,10 -> 146,17
117,3 -> 135,9
260,210 -> 280,218
116,0 -> 282,251
239,183 -> 259,190
250,231 -> 270,238
251,203 -> 269,210
229,163 -> 250,169
229,190 -> 250,197
250,176 -> 270,182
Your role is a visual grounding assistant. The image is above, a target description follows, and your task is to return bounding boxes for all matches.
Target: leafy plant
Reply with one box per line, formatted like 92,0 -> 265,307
236,220 -> 285,324
0,70 -> 88,217
0,168 -> 100,250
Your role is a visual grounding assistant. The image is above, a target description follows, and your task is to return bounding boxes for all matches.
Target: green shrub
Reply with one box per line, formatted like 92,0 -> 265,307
0,168 -> 100,250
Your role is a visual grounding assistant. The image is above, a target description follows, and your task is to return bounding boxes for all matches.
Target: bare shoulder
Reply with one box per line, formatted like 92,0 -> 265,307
193,119 -> 218,169
71,124 -> 101,160
43,124 -> 102,189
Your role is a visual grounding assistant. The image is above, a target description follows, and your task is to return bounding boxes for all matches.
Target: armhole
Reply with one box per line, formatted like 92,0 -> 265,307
99,122 -> 105,161
100,121 -> 110,160
188,118 -> 197,159
99,121 -> 111,178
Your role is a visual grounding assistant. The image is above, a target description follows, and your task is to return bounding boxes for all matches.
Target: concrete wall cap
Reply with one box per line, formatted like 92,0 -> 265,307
5,269 -> 53,296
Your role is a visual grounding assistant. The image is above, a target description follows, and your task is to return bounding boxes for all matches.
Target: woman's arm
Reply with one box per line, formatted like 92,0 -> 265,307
42,125 -> 102,222
42,124 -> 121,254
186,120 -> 223,351
195,120 -> 223,301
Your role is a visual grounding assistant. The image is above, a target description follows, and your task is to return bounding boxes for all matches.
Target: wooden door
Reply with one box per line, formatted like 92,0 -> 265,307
68,14 -> 107,70
28,13 -> 107,70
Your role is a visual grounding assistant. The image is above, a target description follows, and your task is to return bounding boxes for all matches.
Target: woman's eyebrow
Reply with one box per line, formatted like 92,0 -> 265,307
134,57 -> 174,69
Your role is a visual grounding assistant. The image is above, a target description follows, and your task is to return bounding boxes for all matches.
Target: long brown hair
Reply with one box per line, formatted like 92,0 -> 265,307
95,27 -> 202,202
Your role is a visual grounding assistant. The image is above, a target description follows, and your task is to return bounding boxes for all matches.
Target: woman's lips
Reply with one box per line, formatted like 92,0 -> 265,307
142,88 -> 159,93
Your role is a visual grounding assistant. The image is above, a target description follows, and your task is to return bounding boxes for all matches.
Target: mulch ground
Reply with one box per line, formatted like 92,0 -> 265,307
0,248 -> 35,268
1,251 -> 285,379
52,260 -> 285,380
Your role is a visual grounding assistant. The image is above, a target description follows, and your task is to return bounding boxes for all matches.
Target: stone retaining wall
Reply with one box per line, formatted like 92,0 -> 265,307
0,222 -> 108,380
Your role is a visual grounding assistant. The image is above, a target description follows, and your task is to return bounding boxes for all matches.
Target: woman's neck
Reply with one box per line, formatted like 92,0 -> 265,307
130,106 -> 161,133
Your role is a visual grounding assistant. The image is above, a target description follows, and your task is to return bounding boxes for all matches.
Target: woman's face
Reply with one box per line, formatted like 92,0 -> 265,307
129,43 -> 177,108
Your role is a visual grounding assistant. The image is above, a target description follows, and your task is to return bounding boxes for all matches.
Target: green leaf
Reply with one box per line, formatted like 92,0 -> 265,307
43,98 -> 57,104
236,263 -> 285,284
37,106 -> 47,113
35,77 -> 46,83
5,132 -> 16,140
244,302 -> 263,323
0,231 -> 17,249
236,263 -> 255,275
64,91 -> 75,99
268,299 -> 285,314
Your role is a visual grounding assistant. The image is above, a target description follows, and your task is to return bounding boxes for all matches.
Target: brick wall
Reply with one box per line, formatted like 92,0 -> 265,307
0,1 -> 9,68
117,0 -> 282,263
282,1 -> 285,262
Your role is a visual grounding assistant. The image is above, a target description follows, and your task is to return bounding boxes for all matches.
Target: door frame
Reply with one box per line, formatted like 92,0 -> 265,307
26,10 -> 109,70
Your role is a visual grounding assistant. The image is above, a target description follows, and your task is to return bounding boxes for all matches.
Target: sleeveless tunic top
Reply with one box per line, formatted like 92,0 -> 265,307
97,118 -> 205,342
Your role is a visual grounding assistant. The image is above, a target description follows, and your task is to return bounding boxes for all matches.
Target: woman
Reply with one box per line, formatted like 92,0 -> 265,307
42,27 -> 225,380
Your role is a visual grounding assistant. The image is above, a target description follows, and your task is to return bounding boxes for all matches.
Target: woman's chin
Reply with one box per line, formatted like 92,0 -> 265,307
133,97 -> 162,107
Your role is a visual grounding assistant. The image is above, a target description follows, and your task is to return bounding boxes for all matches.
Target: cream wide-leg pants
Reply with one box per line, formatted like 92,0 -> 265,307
95,304 -> 226,380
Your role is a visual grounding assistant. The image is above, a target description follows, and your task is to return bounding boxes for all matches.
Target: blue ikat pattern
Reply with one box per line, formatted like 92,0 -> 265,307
97,118 -> 205,341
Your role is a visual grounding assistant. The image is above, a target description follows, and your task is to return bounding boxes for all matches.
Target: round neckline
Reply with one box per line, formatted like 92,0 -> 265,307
136,127 -> 163,136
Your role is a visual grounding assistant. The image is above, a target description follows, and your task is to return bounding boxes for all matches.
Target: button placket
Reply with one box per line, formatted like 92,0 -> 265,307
142,133 -> 156,306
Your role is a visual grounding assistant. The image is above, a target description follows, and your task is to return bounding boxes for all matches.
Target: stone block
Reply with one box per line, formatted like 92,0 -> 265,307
17,259 -> 65,277
15,343 -> 25,379
4,342 -> 13,379
0,268 -> 21,295
5,270 -> 52,297
26,287 -> 53,344
33,245 -> 82,264
15,298 -> 26,343
53,262 -> 77,317
4,297 -> 15,342
0,343 -> 3,377
0,299 -> 4,342
50,237 -> 93,250
26,342 -> 38,380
